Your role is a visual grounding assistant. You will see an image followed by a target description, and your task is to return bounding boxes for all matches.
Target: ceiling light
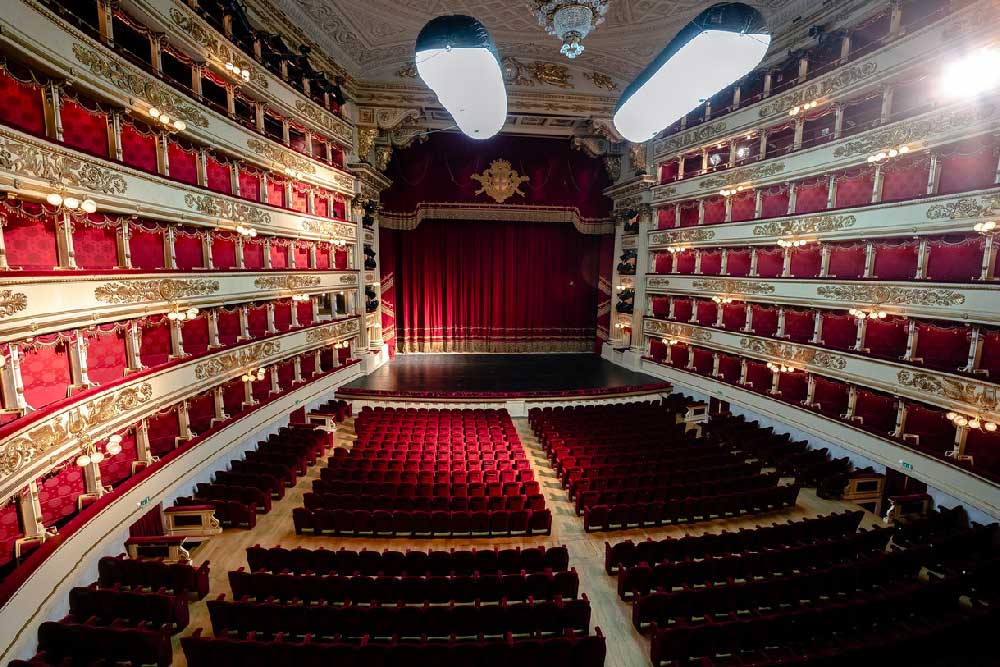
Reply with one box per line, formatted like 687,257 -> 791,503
614,3 -> 770,142
531,1 -> 609,59
416,15 -> 507,140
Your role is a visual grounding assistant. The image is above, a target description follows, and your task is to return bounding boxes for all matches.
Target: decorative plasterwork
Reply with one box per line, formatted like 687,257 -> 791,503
183,193 -> 272,226
471,160 -> 531,204
304,317 -> 361,343
816,285 -> 966,307
740,338 -> 847,370
653,121 -> 728,157
583,71 -> 617,91
897,371 -> 998,413
0,290 -> 28,319
338,274 -> 359,285
246,138 -> 317,175
644,319 -> 713,342
752,214 -> 857,237
651,186 -> 678,202
194,341 -> 282,380
0,383 -> 153,478
926,194 -> 1000,220
650,228 -> 716,245
253,275 -> 322,290
0,131 -> 127,195
94,279 -> 220,304
758,62 -> 878,118
380,203 -> 612,235
833,105 -> 995,158
699,162 -> 786,189
357,107 -> 421,130
647,276 -> 672,289
293,100 -> 353,146
357,127 -> 378,160
71,44 -> 209,128
168,7 -> 268,89
691,279 -> 776,295
301,218 -> 357,239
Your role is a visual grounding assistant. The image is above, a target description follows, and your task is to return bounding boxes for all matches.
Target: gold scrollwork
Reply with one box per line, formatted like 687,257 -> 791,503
0,290 -> 28,319
194,341 -> 281,380
168,7 -> 267,88
833,106 -> 995,158
648,277 -> 672,289
0,132 -> 127,195
339,274 -> 359,285
651,228 -> 717,245
699,162 -> 785,189
94,278 -> 220,304
293,100 -> 353,145
305,318 -> 360,343
301,218 -> 356,239
758,62 -> 878,118
753,214 -> 857,237
816,285 -> 966,306
246,138 -> 317,176
183,193 -> 271,226
692,278 -> 776,295
897,370 -> 998,413
926,194 -> 1000,220
471,159 -> 530,204
583,71 -> 617,91
645,320 -> 713,342
740,338 -> 847,370
654,121 -> 728,157
253,275 -> 322,290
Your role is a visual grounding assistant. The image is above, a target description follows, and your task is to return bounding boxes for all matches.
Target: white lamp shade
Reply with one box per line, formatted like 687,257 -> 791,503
416,16 -> 507,140
614,3 -> 770,143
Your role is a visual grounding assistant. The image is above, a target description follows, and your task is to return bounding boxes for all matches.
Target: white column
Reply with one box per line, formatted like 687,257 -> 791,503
207,309 -> 221,349
69,333 -> 93,390
134,420 -> 156,470
212,387 -> 228,426
124,321 -> 144,371
266,303 -> 277,334
177,400 -> 194,441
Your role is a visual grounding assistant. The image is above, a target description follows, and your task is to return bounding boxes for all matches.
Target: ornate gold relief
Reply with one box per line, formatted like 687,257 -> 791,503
648,277 -> 672,289
293,100 -> 353,145
652,186 -> 678,202
692,279 -> 776,295
700,162 -> 785,189
357,127 -> 378,160
651,228 -> 716,245
246,138 -> 317,176
305,318 -> 360,343
603,156 -> 621,182
195,341 -> 281,380
816,285 -> 966,307
897,370 -> 998,413
183,193 -> 271,226
653,121 -> 728,157
527,62 -> 573,88
645,320 -> 713,342
584,71 -> 617,91
472,160 -> 530,204
395,63 -> 418,78
758,62 -> 878,118
339,274 -> 359,285
375,146 -> 393,171
94,279 -> 220,305
168,7 -> 267,89
0,290 -> 28,319
0,132 -> 127,195
72,44 -> 209,128
926,194 -> 1000,220
834,106 -> 995,158
253,275 -> 322,290
301,218 -> 356,239
630,143 -> 648,174
753,214 -> 857,237
0,383 -> 153,477
740,338 -> 847,370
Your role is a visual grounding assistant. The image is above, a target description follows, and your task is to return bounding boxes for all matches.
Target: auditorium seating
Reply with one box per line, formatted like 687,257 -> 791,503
97,554 -> 210,599
293,507 -> 552,537
68,583 -> 190,631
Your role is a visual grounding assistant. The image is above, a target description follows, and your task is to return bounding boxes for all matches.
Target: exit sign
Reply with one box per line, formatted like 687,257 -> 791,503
899,460 -> 914,471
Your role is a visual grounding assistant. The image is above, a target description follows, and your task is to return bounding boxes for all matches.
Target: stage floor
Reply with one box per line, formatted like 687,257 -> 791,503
342,354 -> 660,394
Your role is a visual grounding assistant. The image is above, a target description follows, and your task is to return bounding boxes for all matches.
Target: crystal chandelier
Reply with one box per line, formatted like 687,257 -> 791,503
531,1 -> 610,59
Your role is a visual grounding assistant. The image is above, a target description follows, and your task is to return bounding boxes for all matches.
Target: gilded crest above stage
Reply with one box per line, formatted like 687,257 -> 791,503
471,159 -> 530,204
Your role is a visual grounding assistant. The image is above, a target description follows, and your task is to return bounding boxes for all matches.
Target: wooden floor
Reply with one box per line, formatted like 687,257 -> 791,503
173,416 -> 878,667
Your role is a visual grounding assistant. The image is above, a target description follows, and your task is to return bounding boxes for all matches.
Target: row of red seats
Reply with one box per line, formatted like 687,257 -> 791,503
228,567 -> 581,604
319,467 -> 535,485
175,497 -> 257,529
195,482 -> 272,513
334,448 -> 527,462
325,458 -> 533,473
68,584 -> 189,632
182,626 -> 607,667
293,508 -> 553,537
24,618 -> 172,667
304,492 -> 546,513
97,554 -> 210,599
311,398 -> 352,422
314,479 -> 540,498
583,485 -> 800,533
560,448 -> 739,489
246,545 -> 571,576
569,459 -> 754,494
576,473 -> 780,514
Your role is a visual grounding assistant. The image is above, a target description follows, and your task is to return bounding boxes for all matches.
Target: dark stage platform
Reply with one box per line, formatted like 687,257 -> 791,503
341,354 -> 662,396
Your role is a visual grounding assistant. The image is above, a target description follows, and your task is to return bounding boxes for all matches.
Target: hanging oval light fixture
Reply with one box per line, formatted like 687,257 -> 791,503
416,15 -> 507,140
614,2 -> 771,143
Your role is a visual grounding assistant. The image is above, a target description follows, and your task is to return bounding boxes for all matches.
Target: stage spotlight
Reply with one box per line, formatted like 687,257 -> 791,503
614,3 -> 770,142
416,15 -> 507,140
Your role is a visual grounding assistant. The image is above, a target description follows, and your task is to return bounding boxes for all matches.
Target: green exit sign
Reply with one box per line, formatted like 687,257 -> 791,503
899,461 -> 914,471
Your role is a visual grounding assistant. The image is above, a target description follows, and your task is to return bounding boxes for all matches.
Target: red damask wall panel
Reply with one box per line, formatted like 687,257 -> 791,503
4,208 -> 58,270
120,123 -> 159,174
0,68 -> 45,135
74,222 -> 119,269
38,466 -> 84,526
60,98 -> 109,158
167,141 -> 199,185
206,156 -> 232,194
19,342 -> 70,410
174,232 -> 205,270
85,329 -> 127,385
211,235 -> 238,270
129,226 -> 165,270
139,318 -> 172,367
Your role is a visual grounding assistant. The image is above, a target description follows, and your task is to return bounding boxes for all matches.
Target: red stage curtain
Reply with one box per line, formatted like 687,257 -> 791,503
703,197 -> 726,224
294,241 -> 311,268
789,246 -> 821,278
334,246 -> 349,270
730,191 -> 756,222
38,466 -> 84,526
722,303 -> 746,331
243,240 -> 265,270
675,250 -> 696,274
744,361 -> 773,393
669,342 -> 688,367
74,219 -> 119,269
140,317 -> 172,367
174,230 -> 205,270
755,248 -> 784,278
60,97 -> 109,158
148,408 -> 179,456
211,233 -> 238,270
654,253 -> 672,274
813,377 -> 848,418
937,136 -> 999,195
700,250 -> 722,275
273,301 -> 292,331
881,153 -> 929,202
834,167 -> 875,209
821,312 -> 858,350
649,338 -> 667,362
188,393 -> 215,435
290,185 -> 309,214
129,225 -> 165,270
0,67 -> 45,135
86,328 -> 127,385
777,372 -> 807,403
926,236 -> 984,282
692,348 -> 714,375
855,390 -> 896,433
695,300 -> 717,327
100,430 -> 137,488
751,305 -> 778,337
181,317 -> 210,355
390,220 -> 602,352
903,404 -> 953,454
238,166 -> 262,203
120,122 -> 159,174
679,202 -> 699,227
657,208 -> 674,229
267,178 -> 286,208
651,296 -> 670,318
217,308 -> 241,347
873,239 -> 918,280
206,155 -> 232,194
247,305 -> 268,338
672,298 -> 693,322
726,249 -> 751,276
316,243 -> 331,270
269,240 -> 289,269
827,243 -> 866,278
19,341 -> 70,409
297,302 -> 314,327
915,323 -> 969,371
793,177 -> 829,214
864,317 -> 907,358
979,330 -> 1000,379
783,309 -> 815,343
718,354 -> 741,383
4,207 -> 58,270
167,140 -> 198,186
759,185 -> 790,219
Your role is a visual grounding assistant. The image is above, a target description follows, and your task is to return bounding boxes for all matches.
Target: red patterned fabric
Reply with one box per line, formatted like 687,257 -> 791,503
654,253 -> 672,274
789,246 -> 821,278
73,221 -> 118,269
777,372 -> 807,403
721,303 -> 746,331
252,375 -> 270,401
173,231 -> 204,270
242,240 -> 264,270
206,155 -> 232,194
290,186 -> 309,214
211,235 -> 237,269
812,377 -> 848,418
926,237 -> 985,282
675,250 -> 696,274
834,168 -> 874,209
695,300 -> 717,327
167,141 -> 198,185
294,242 -> 310,268
864,317 -> 907,359
300,353 -> 316,377
965,429 -> 1000,477
744,361 -> 773,393
273,301 -> 292,331
903,404 -> 953,453
759,185 -> 790,219
657,207 -> 674,229
652,297 -> 670,318
38,466 -> 84,525
679,202 -> 699,227
217,309 -> 241,346
334,246 -> 349,270
337,344 -> 351,365
315,197 -> 331,218
730,191 -> 756,222
148,409 -> 179,456
60,98 -> 109,158
120,123 -> 158,174
873,240 -> 918,280
915,323 -> 969,371
140,318 -> 172,367
19,342 -> 70,409
855,390 -> 896,433
700,250 -> 722,275
247,306 -> 268,338
979,330 -> 1000,379
669,342 -> 688,367
99,430 -> 137,488
718,354 -> 740,383
820,313 -> 858,350
703,197 -> 726,224
85,329 -> 127,385
937,136 -> 999,195
297,302 -> 314,327
881,154 -> 929,202
267,178 -> 286,208
277,360 -> 295,390
0,503 -> 23,568
0,68 -> 44,135
181,317 -> 210,355
751,305 -> 778,337
188,393 -> 215,435
223,380 -> 245,416
332,198 -> 347,220
269,240 -> 289,269
672,298 -> 693,322
793,177 -> 829,214
649,338 -> 667,362
827,243 -> 865,278
239,167 -> 261,202
692,348 -> 714,375
316,244 -> 331,270
4,208 -> 58,270
726,249 -> 751,276
755,248 -> 784,278
783,309 -> 815,343
129,226 -> 165,270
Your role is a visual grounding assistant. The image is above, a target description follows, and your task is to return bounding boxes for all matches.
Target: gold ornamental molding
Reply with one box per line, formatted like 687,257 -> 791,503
752,214 -> 857,237
653,121 -> 728,158
0,383 -> 153,478
0,290 -> 28,319
246,138 -> 317,176
648,276 -> 671,289
71,44 -> 209,128
471,160 -> 530,204
758,62 -> 879,118
816,285 -> 966,307
168,7 -> 267,89
183,193 -> 272,226
194,341 -> 282,380
740,338 -> 847,370
833,105 -> 995,158
926,193 -> 1000,220
381,203 -> 613,235
338,274 -> 359,285
644,319 -> 713,342
301,218 -> 356,240
699,162 -> 786,189
692,278 -> 776,295
652,186 -> 678,202
94,278 -> 220,304
651,228 -> 717,245
0,131 -> 127,195
304,318 -> 361,344
294,101 -> 354,146
897,370 -> 998,413
253,275 -> 322,290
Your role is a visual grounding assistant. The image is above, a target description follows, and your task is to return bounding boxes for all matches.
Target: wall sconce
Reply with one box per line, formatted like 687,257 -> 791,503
946,411 -> 997,432
667,245 -> 691,254
866,145 -> 909,163
291,294 -> 311,303
788,100 -> 819,116
167,306 -> 199,322
147,107 -> 186,132
333,341 -> 350,349
284,167 -> 302,180
711,296 -> 734,304
661,337 -> 678,345
236,225 -> 258,237
241,367 -> 267,383
225,62 -> 252,82
777,238 -> 811,248
766,362 -> 794,373
332,239 -> 348,248
973,220 -> 996,234
719,184 -> 751,197
848,307 -> 888,320
46,192 -> 98,214
76,434 -> 123,467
